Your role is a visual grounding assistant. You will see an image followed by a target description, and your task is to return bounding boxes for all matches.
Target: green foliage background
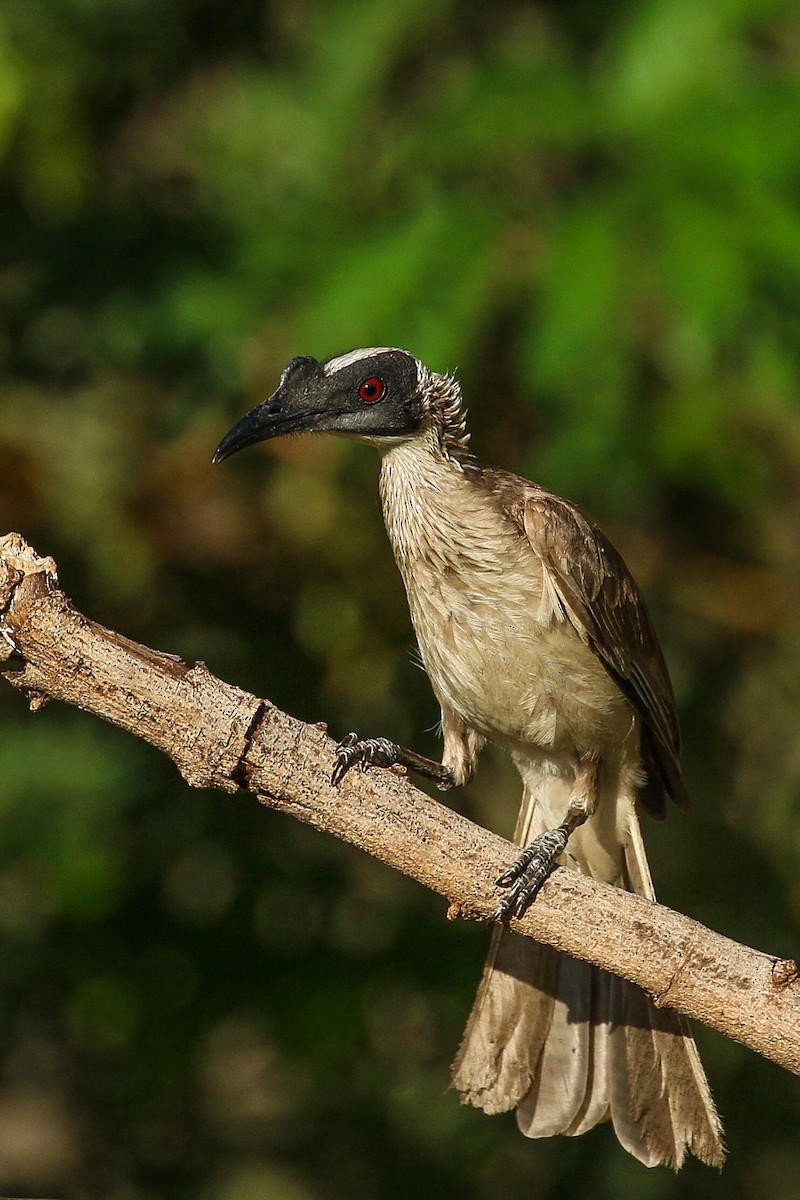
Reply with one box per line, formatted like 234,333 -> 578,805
1,0 -> 799,1196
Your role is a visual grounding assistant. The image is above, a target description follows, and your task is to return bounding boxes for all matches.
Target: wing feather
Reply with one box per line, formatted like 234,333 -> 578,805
506,484 -> 687,815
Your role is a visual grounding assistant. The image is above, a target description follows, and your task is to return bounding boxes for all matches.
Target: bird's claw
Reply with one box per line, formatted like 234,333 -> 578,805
493,826 -> 569,921
331,733 -> 400,786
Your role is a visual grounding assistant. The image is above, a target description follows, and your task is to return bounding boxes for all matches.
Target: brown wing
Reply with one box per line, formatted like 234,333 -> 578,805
517,487 -> 687,817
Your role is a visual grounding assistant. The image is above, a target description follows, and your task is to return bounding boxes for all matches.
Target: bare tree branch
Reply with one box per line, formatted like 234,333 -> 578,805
1,531 -> 799,1076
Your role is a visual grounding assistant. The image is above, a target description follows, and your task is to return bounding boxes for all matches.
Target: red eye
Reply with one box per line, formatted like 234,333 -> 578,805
358,377 -> 385,403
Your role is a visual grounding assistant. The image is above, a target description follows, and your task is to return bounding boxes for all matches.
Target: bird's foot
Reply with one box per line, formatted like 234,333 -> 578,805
332,733 -> 456,789
331,733 -> 403,786
493,826 -> 569,921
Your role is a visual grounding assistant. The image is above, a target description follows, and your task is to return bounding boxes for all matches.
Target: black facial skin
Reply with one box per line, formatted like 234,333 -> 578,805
213,349 -> 423,464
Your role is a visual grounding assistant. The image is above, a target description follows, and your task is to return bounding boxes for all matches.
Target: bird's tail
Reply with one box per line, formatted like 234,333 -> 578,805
451,775 -> 724,1169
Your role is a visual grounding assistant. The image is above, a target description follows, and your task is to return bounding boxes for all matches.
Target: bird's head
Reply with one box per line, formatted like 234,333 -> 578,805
213,347 -> 436,464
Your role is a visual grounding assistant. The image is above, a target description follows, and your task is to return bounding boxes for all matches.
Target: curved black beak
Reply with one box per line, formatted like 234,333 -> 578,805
212,394 -> 314,464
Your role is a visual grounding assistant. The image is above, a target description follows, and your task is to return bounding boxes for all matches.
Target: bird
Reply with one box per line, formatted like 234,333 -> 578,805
213,347 -> 724,1169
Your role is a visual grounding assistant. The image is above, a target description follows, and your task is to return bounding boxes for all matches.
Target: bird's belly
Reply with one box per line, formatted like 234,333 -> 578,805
405,569 -> 630,754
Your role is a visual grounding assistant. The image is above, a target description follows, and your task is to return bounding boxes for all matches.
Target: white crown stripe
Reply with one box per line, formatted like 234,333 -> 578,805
323,347 -> 405,375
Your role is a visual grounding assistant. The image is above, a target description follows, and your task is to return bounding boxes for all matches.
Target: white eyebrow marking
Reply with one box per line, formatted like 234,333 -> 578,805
323,347 -> 410,376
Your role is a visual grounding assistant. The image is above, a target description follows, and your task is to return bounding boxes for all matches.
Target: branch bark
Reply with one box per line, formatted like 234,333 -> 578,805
1,532 -> 798,1075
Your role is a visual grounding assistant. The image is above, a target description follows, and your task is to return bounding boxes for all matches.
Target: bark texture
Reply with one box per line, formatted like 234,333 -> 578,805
1,531 -> 798,1076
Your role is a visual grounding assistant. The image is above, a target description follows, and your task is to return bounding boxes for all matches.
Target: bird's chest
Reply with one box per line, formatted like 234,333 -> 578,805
379,448 -> 617,749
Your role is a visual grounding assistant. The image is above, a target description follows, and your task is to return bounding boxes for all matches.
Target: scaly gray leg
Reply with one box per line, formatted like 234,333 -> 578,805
332,733 -> 456,790
494,759 -> 600,921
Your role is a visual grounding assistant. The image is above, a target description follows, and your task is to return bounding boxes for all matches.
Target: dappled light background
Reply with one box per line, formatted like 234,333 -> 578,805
1,0 -> 800,1196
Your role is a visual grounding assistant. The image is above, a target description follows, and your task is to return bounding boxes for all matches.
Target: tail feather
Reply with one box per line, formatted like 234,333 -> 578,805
520,945 -> 594,1132
561,966 -> 611,1136
610,979 -> 677,1166
609,979 -> 724,1168
518,952 -> 593,1137
452,927 -> 557,1114
452,776 -> 725,1169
